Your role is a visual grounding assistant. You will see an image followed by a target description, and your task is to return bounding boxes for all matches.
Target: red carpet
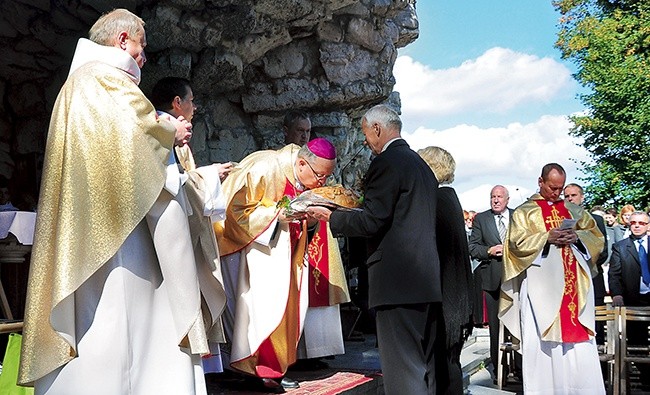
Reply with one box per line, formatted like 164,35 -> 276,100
286,371 -> 378,395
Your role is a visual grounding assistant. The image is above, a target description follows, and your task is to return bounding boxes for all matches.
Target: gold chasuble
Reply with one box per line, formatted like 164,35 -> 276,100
499,194 -> 604,343
214,145 -> 348,377
19,45 -> 174,383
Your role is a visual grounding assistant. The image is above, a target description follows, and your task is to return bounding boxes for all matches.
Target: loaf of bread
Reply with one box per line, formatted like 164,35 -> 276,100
308,185 -> 362,209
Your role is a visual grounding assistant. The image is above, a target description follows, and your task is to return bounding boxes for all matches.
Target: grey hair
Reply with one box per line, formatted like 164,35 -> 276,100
363,104 -> 402,132
297,144 -> 317,162
491,185 -> 510,198
630,211 -> 649,220
89,9 -> 145,46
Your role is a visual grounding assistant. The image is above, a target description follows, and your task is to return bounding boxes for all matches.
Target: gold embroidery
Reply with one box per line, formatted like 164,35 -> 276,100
312,268 -> 321,292
307,233 -> 323,294
544,207 -> 580,327
545,205 -> 564,229
562,246 -> 579,326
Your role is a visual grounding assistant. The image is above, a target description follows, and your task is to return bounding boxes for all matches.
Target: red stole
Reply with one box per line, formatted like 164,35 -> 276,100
536,200 -> 589,342
282,182 -> 330,307
306,223 -> 331,307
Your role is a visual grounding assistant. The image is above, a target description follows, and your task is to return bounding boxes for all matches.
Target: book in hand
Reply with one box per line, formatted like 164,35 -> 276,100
559,218 -> 577,230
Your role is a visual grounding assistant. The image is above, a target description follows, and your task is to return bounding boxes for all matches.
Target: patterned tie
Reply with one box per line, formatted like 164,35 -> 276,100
498,214 -> 507,243
638,238 -> 650,286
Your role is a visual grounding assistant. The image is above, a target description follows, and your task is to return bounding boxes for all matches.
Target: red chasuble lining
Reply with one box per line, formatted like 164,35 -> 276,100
536,200 -> 589,342
283,182 -> 331,307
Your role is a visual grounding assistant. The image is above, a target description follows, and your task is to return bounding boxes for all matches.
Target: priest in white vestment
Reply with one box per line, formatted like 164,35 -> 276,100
150,76 -> 234,373
500,163 -> 605,395
18,10 -> 221,395
213,139 -> 349,387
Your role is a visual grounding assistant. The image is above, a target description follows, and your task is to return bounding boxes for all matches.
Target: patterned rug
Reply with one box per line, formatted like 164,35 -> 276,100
285,371 -> 380,395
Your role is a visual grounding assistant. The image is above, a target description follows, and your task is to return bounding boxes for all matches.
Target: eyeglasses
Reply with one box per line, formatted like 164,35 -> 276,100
630,221 -> 649,226
305,160 -> 329,181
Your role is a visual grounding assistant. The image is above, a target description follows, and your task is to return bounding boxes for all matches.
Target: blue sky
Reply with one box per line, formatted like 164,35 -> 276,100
396,1 -> 591,210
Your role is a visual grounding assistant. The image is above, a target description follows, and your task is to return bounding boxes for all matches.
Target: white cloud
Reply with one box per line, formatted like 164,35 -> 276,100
403,115 -> 591,211
394,48 -> 573,119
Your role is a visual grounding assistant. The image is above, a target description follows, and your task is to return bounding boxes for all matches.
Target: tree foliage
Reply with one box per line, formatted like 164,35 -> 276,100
555,0 -> 650,209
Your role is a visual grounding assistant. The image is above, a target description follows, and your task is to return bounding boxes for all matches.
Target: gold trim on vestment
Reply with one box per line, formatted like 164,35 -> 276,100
19,61 -> 174,385
214,145 -> 299,256
500,194 -> 604,343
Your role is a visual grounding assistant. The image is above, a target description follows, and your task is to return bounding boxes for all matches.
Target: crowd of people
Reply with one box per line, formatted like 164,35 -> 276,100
8,7 -> 650,395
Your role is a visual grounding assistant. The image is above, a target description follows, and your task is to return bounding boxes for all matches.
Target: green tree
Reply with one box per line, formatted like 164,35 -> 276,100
555,0 -> 650,208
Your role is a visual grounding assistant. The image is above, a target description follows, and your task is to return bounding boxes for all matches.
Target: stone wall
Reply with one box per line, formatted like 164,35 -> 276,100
0,0 -> 418,208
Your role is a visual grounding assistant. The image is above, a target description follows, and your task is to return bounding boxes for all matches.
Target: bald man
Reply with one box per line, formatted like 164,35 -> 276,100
469,185 -> 518,382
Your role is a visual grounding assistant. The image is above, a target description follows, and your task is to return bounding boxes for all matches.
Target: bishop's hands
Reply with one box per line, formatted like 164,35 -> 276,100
277,207 -> 318,228
547,228 -> 578,246
277,205 -> 332,225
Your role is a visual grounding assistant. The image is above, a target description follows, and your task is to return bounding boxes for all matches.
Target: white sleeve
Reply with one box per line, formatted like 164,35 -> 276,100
194,165 -> 226,222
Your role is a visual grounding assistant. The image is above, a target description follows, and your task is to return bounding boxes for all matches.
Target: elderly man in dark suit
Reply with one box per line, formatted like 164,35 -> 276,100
469,185 -> 517,382
307,104 -> 444,394
609,210 -> 650,389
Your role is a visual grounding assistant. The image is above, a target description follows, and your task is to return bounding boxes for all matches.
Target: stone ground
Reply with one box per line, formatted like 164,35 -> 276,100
205,327 -> 526,394
205,326 -> 650,394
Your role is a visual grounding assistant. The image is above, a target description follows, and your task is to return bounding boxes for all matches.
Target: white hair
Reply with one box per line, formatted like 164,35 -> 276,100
363,104 -> 402,132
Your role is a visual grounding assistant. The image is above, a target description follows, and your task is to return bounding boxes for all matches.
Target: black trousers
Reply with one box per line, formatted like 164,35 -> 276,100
375,302 -> 447,395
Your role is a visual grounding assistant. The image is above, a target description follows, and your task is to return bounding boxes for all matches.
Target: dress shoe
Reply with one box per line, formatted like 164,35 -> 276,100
280,376 -> 300,389
260,378 -> 284,393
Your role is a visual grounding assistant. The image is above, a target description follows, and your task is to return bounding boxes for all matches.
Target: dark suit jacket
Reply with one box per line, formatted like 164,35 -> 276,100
468,208 -> 513,292
592,213 -> 608,269
609,237 -> 650,306
329,139 -> 441,309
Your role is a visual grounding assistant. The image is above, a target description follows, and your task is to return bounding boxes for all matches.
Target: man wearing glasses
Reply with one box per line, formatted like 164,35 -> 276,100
213,138 -> 349,391
609,211 -> 650,390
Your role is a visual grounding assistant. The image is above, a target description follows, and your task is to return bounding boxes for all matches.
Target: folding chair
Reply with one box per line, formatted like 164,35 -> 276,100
620,306 -> 650,394
595,305 -> 620,395
0,320 -> 23,334
497,321 -> 519,389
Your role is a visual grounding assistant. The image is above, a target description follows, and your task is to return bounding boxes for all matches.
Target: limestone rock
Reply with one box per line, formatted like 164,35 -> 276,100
0,0 -> 420,202
346,17 -> 387,53
320,42 -> 377,85
193,51 -> 244,94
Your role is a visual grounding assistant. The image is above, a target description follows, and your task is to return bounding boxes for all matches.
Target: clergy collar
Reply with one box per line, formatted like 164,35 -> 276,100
68,38 -> 141,85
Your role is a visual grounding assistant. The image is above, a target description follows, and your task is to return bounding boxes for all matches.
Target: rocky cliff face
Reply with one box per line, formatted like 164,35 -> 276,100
0,0 -> 418,207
